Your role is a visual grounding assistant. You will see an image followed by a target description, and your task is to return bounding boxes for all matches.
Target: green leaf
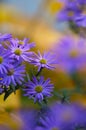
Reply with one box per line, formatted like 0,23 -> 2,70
4,86 -> 19,101
4,89 -> 13,101
10,84 -> 16,94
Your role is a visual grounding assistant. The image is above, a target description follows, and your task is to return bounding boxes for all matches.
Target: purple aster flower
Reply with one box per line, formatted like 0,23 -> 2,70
24,76 -> 54,103
57,8 -> 80,22
53,36 -> 86,72
51,103 -> 80,129
8,38 -> 35,62
57,104 -> 86,130
57,0 -> 82,22
35,102 -> 86,130
0,33 -> 12,42
1,64 -> 25,86
0,47 -> 12,74
59,0 -> 86,8
30,51 -> 57,71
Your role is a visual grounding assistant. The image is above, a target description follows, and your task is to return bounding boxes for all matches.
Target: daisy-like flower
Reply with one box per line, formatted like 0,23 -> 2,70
0,33 -> 12,42
57,0 -> 82,22
30,51 -> 57,71
35,103 -> 86,130
54,37 -> 86,72
57,8 -> 79,22
2,64 -> 25,86
8,38 -> 35,62
0,47 -> 12,74
24,76 -> 54,103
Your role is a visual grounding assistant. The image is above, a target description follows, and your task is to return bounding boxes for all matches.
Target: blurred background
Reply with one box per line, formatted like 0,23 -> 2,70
0,0 -> 86,129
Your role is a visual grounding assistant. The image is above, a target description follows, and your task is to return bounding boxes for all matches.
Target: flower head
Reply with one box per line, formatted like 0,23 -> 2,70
1,64 -> 25,86
53,37 -> 86,72
24,76 -> 54,102
35,103 -> 86,130
57,0 -> 82,22
8,38 -> 35,62
30,51 -> 57,71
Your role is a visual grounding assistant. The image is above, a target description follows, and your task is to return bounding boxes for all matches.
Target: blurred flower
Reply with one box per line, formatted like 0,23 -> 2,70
49,1 -> 64,14
35,102 -> 86,130
57,0 -> 86,35
53,37 -> 86,72
57,8 -> 79,22
24,76 -> 54,103
2,64 -> 25,86
75,14 -> 86,28
57,0 -> 82,22
0,33 -> 12,42
51,103 -> 80,129
19,109 -> 36,130
8,38 -> 35,62
30,51 -> 57,71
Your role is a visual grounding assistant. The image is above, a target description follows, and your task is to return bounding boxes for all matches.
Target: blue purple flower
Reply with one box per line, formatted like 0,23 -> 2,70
1,64 -> 25,86
35,102 -> 86,130
53,37 -> 86,72
57,0 -> 82,22
30,51 -> 57,71
24,76 -> 54,103
52,103 -> 80,128
8,38 -> 35,62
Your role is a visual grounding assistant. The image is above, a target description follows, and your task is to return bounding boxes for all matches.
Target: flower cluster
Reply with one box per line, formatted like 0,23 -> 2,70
0,33 -> 55,103
57,0 -> 86,33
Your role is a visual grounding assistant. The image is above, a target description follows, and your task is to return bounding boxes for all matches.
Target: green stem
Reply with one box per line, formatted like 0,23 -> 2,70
36,67 -> 43,77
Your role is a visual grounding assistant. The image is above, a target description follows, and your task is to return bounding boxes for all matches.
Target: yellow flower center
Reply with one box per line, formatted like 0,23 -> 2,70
40,59 -> 47,64
14,49 -> 22,55
0,56 -> 3,64
62,111 -> 72,121
68,11 -> 74,17
7,69 -> 14,76
0,78 -> 2,80
69,50 -> 78,58
82,10 -> 86,15
35,86 -> 43,93
52,128 -> 59,130
19,41 -> 24,45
